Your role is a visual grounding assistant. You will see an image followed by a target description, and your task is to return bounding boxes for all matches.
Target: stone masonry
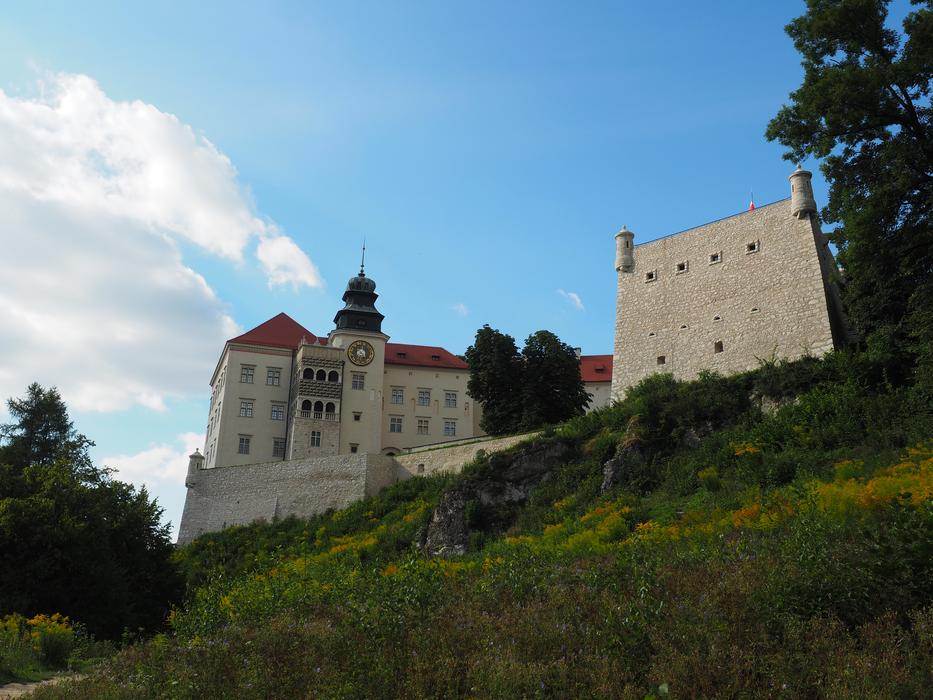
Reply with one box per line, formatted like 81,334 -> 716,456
178,433 -> 536,545
611,168 -> 850,400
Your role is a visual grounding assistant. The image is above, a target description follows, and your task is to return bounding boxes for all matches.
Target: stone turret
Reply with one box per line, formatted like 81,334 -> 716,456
185,449 -> 204,488
615,225 -> 635,272
789,165 -> 817,219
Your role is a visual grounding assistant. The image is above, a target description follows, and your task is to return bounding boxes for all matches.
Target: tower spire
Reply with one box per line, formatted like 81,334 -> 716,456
360,238 -> 366,276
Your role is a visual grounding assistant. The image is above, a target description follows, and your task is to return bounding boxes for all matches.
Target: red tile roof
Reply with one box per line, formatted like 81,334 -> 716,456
385,343 -> 469,370
228,313 -> 318,349
580,354 -> 613,382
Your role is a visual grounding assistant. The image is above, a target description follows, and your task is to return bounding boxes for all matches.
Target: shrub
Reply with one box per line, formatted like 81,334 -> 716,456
28,614 -> 74,668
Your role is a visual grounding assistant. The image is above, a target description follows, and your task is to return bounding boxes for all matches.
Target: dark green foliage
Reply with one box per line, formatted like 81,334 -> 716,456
0,384 -> 182,639
464,325 -> 524,435
766,0 -> 933,359
466,325 -> 590,435
519,330 -> 590,430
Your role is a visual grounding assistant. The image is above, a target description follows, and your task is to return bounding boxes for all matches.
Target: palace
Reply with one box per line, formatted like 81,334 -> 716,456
610,165 -> 852,399
199,264 -> 613,471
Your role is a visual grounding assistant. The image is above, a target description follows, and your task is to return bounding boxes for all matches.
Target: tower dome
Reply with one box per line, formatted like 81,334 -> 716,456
333,262 -> 384,333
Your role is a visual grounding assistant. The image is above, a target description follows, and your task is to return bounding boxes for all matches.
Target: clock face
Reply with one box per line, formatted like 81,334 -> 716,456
347,339 -> 375,366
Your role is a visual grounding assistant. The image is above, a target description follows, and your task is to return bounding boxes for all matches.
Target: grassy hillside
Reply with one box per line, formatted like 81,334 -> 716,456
35,352 -> 933,698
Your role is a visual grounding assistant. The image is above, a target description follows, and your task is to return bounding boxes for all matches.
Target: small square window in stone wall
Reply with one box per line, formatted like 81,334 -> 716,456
709,252 -> 722,264
657,355 -> 666,365
713,315 -> 722,322
675,261 -> 688,274
645,270 -> 657,282
746,240 -> 760,254
714,341 -> 724,353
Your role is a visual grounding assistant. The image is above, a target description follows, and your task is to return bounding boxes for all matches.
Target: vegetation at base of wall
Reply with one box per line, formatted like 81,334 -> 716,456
0,613 -> 115,685
31,343 -> 933,698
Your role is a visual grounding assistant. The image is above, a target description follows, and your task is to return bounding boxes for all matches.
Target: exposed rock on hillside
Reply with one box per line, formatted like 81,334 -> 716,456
422,440 -> 571,557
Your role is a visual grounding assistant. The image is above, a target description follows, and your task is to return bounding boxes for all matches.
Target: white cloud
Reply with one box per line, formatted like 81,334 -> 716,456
450,302 -> 469,316
0,72 -> 316,412
557,289 -> 584,311
104,432 -> 204,487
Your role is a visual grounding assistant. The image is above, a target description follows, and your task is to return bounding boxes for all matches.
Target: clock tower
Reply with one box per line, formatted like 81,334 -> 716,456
329,258 -> 388,455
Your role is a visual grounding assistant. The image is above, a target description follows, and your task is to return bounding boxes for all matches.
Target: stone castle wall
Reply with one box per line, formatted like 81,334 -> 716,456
177,453 -> 397,545
178,433 -> 536,545
611,199 -> 840,400
393,432 -> 537,478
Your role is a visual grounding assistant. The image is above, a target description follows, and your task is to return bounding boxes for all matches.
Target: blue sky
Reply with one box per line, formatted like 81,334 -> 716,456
0,1 -> 881,535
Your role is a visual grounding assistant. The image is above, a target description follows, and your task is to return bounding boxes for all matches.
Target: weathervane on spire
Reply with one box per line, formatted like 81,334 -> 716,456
359,238 -> 366,276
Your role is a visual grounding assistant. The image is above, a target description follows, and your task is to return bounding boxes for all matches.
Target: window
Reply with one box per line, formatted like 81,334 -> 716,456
709,251 -> 722,265
353,412 -> 362,422
645,270 -> 657,282
271,403 -> 285,421
713,314 -> 722,322
240,365 -> 255,383
657,356 -> 666,365
417,418 -> 429,435
328,370 -> 339,382
239,400 -> 254,417
302,367 -> 313,380
679,324 -> 688,330
647,331 -> 656,338
445,391 -> 457,408
316,369 -> 326,381
238,435 -> 251,454
350,443 -> 359,454
310,431 -> 321,448
272,438 -> 286,458
444,420 -> 456,437
352,373 -> 365,390
266,368 -> 281,386
431,354 -> 440,361
751,307 -> 760,314
714,341 -> 724,353
746,240 -> 760,254
675,261 -> 688,274
390,416 -> 403,433
391,388 -> 404,404
417,389 -> 431,406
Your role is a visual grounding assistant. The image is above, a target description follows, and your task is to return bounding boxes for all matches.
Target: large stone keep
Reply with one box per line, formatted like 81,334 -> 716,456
610,166 -> 851,400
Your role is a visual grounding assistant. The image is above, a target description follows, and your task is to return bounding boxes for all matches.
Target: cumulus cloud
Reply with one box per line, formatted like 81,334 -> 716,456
104,432 -> 204,488
450,302 -> 469,316
0,72 -> 317,411
557,289 -> 584,311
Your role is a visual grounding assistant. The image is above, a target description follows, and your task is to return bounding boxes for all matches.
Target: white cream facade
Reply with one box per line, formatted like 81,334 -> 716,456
201,268 -> 481,469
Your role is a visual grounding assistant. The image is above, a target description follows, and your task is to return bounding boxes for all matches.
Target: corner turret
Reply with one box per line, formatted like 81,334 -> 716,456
185,449 -> 204,488
615,225 -> 635,272
789,165 -> 817,219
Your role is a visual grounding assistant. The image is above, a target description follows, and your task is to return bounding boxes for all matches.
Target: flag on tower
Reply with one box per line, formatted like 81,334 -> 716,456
748,192 -> 756,211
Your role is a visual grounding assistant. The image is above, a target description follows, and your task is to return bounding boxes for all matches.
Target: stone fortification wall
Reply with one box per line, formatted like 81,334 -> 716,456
612,199 -> 839,400
393,433 -> 537,478
177,453 -> 396,545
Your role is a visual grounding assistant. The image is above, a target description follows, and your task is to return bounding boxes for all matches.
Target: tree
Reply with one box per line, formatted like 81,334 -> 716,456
520,330 -> 591,429
465,326 -> 524,435
766,0 -> 932,365
0,383 -> 93,474
465,326 -> 589,435
0,384 -> 182,638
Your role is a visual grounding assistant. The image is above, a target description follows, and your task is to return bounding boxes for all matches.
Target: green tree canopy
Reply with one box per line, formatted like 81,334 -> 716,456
466,326 -> 590,435
520,330 -> 591,430
465,326 -> 525,435
0,384 -> 182,638
766,0 -> 932,374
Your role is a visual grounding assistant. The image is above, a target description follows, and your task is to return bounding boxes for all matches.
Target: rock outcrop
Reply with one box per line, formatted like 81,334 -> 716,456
422,440 -> 571,557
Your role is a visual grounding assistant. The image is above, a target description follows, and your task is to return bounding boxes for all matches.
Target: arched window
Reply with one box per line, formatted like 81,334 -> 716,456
302,368 -> 313,380
301,399 -> 312,411
313,401 -> 324,412
316,369 -> 326,381
325,402 -> 335,413
328,370 -> 339,382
